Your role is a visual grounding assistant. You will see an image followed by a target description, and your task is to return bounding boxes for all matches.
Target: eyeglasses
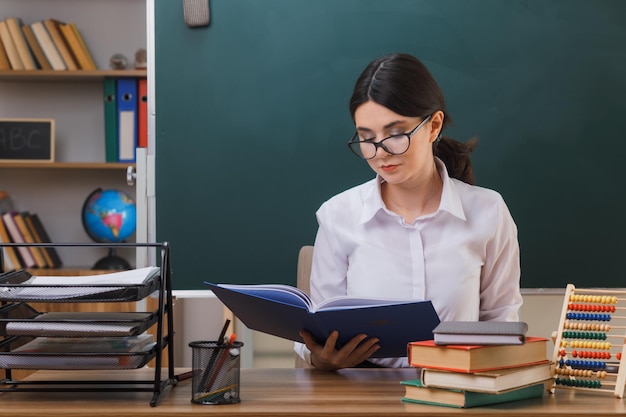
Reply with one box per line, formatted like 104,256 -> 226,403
347,114 -> 432,160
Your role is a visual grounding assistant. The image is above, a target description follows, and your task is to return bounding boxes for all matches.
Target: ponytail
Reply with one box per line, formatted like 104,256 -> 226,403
434,136 -> 478,185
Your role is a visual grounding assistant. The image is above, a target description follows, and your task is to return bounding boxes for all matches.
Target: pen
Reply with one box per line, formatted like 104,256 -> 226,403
197,319 -> 231,389
204,333 -> 237,391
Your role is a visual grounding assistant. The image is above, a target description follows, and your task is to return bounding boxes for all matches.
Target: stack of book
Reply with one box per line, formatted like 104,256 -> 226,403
0,209 -> 62,271
0,17 -> 96,71
402,321 -> 553,408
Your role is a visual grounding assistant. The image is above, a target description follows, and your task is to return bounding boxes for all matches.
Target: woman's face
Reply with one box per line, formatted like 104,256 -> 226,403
353,101 -> 442,187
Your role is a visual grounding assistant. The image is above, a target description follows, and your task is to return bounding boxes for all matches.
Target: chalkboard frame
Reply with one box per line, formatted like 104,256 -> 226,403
0,118 -> 55,162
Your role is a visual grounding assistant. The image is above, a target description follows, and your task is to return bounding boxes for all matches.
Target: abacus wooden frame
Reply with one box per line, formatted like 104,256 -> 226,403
550,284 -> 626,398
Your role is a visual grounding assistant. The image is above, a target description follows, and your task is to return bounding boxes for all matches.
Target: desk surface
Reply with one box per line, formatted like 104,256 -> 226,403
0,368 -> 625,416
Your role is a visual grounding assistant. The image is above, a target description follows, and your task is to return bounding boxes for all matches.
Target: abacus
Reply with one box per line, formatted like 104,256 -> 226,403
550,284 -> 626,398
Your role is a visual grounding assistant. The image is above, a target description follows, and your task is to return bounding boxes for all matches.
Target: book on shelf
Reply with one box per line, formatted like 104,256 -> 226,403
0,36 -> 10,70
0,19 -> 23,70
401,379 -> 545,408
21,212 -> 53,268
408,337 -> 549,372
433,320 -> 528,345
21,24 -> 52,70
0,217 -> 20,270
25,212 -> 63,268
11,213 -> 48,268
1,212 -> 36,268
5,17 -> 36,70
205,282 -> 440,358
43,19 -> 78,70
68,22 -> 97,69
420,362 -> 553,394
59,22 -> 96,70
31,21 -> 66,70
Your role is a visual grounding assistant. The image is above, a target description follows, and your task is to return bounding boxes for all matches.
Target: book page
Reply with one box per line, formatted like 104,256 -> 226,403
213,283 -> 312,309
315,296 -> 420,312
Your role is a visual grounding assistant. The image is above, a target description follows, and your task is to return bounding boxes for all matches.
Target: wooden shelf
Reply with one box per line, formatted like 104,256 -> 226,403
0,69 -> 146,82
0,162 -> 134,169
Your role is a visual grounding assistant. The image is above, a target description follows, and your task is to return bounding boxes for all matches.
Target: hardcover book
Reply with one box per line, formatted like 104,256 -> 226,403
59,22 -> 95,70
420,362 -> 553,394
12,213 -> 47,268
408,337 -> 549,372
205,282 -> 440,358
31,21 -> 65,70
43,19 -> 77,70
433,320 -> 528,345
21,24 -> 52,70
5,17 -> 36,70
0,19 -> 23,69
401,379 -> 545,408
26,213 -> 62,268
1,212 -> 36,268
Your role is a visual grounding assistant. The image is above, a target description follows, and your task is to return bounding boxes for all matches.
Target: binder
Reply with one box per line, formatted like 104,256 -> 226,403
103,78 -> 118,163
116,78 -> 138,162
138,78 -> 148,148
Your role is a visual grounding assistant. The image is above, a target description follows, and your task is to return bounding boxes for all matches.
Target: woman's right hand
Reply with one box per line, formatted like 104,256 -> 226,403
299,329 -> 380,371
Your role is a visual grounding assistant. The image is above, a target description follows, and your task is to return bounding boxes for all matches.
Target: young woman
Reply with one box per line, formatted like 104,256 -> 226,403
295,53 -> 522,370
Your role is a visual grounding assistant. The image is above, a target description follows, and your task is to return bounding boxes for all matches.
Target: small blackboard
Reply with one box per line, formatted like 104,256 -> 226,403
0,119 -> 55,162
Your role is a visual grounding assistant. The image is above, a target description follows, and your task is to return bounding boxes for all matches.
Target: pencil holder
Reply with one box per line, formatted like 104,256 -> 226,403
189,340 -> 243,404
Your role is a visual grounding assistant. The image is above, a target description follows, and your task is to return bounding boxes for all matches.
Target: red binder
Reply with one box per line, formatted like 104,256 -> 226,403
138,78 -> 148,148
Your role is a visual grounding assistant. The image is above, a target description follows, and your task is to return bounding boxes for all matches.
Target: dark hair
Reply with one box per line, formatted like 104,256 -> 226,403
349,53 -> 477,185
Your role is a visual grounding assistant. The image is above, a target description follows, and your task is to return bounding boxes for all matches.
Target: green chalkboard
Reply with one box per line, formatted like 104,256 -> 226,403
155,0 -> 626,290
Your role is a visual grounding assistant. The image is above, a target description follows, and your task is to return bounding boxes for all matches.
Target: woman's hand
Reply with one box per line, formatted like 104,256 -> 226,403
299,330 -> 380,371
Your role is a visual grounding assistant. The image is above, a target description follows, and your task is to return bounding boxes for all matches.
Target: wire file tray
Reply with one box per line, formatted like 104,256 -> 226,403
0,242 -> 176,407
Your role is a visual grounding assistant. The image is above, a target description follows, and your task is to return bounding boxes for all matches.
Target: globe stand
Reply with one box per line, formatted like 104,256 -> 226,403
92,248 -> 131,270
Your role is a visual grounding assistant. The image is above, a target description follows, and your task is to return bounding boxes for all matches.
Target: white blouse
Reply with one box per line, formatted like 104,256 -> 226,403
294,158 -> 523,368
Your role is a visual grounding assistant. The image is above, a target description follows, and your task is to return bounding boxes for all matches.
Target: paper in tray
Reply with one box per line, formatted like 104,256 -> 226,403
0,335 -> 157,370
0,267 -> 160,302
1,310 -> 157,337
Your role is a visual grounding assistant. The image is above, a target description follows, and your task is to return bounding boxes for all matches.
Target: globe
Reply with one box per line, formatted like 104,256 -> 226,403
82,188 -> 137,243
82,188 -> 136,270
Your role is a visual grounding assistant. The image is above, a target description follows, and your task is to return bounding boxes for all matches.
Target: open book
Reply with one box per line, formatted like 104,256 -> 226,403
205,282 -> 440,358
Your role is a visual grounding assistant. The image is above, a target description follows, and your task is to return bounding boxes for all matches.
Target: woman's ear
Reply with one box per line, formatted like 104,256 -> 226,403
428,111 -> 444,143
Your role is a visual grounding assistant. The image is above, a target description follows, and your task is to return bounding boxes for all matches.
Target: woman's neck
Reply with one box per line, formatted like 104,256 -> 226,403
382,163 -> 443,223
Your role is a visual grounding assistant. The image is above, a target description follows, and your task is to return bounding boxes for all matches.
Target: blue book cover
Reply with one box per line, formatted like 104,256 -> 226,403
116,78 -> 138,162
205,282 -> 440,358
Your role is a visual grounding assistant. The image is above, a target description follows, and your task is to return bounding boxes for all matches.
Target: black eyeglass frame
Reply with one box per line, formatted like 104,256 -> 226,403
347,114 -> 433,160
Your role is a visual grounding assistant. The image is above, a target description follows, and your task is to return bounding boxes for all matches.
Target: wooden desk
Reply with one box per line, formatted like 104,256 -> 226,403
0,368 -> 625,416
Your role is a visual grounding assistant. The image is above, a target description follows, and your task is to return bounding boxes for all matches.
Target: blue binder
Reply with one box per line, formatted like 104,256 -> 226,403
116,78 -> 138,162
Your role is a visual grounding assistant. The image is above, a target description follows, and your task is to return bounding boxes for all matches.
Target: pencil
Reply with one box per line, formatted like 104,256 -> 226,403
197,319 -> 231,389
